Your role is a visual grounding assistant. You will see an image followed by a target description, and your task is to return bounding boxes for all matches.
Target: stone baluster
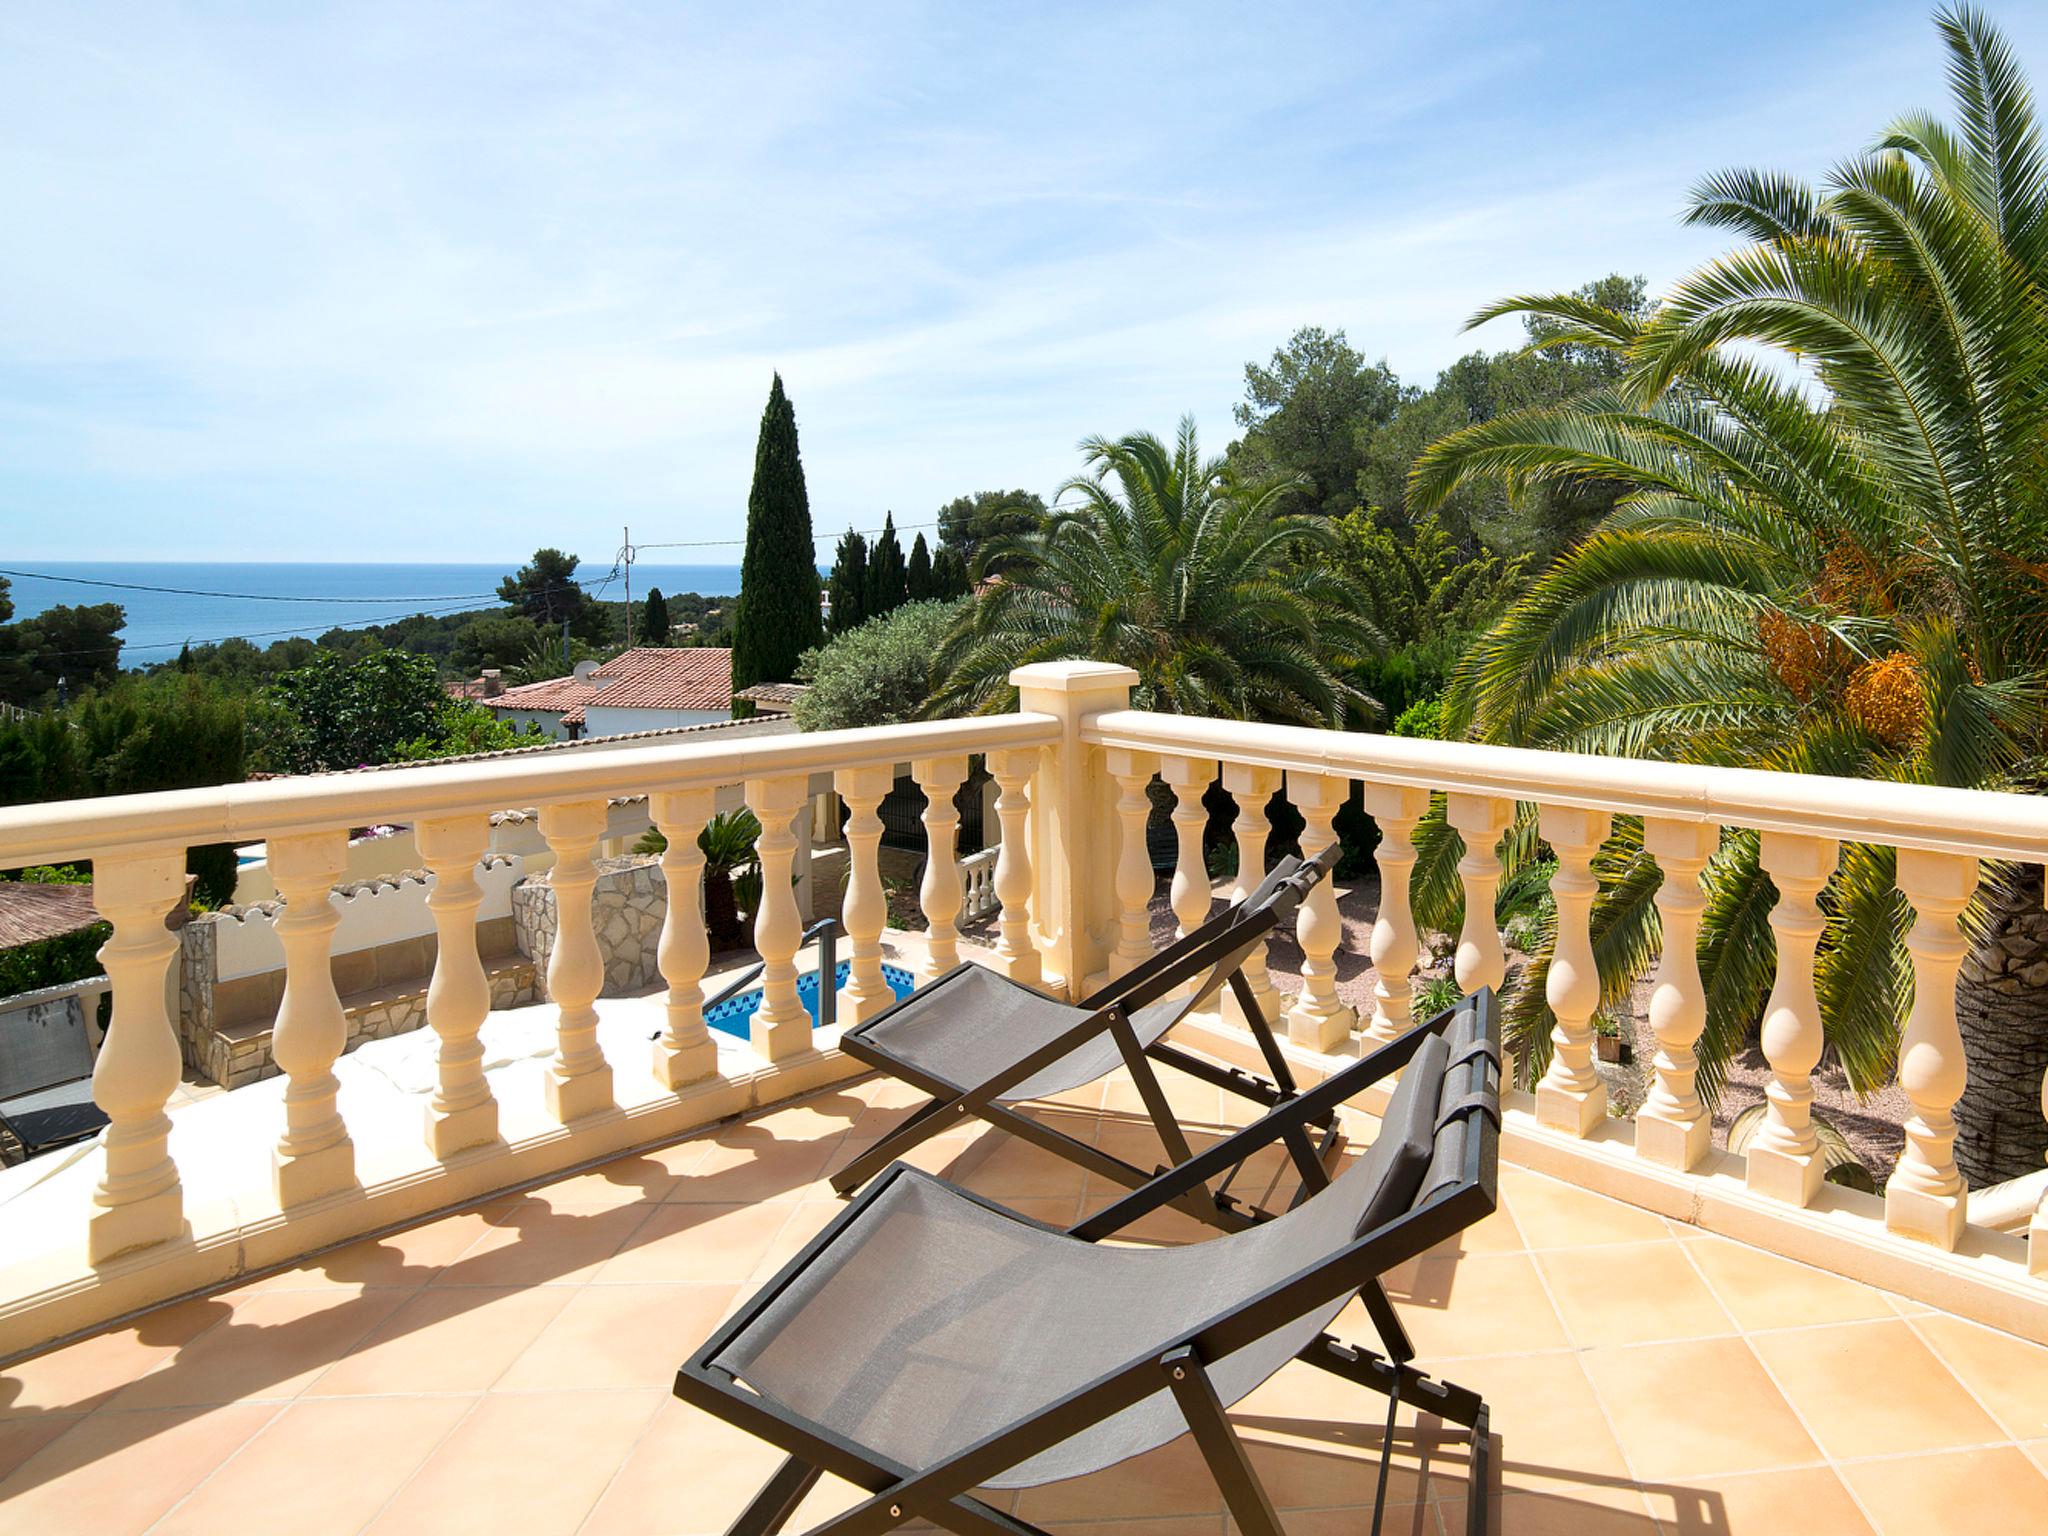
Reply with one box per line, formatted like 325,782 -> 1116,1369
1637,818 -> 1719,1171
1105,747 -> 1159,977
745,775 -> 812,1060
417,815 -> 501,1157
1285,771 -> 1357,1051
1534,806 -> 1613,1136
834,764 -> 897,1022
86,849 -> 188,1264
1363,784 -> 1431,1048
267,832 -> 360,1204
987,748 -> 1042,989
649,787 -> 717,1089
913,755 -> 968,984
1447,794 -> 1515,1000
1162,755 -> 1219,947
1221,763 -> 1283,1028
538,800 -> 616,1121
1743,832 -> 1840,1203
2031,1057 -> 2048,1278
1888,848 -> 1978,1248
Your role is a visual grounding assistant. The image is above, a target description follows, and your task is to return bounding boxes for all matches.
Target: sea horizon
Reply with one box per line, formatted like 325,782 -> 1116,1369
0,560 -> 798,663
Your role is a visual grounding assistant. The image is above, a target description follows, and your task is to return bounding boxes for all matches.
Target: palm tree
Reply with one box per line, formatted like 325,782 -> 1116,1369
932,417 -> 1384,726
1407,4 -> 2048,1181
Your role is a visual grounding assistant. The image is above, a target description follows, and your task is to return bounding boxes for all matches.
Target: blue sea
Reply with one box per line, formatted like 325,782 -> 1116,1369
0,562 -> 758,664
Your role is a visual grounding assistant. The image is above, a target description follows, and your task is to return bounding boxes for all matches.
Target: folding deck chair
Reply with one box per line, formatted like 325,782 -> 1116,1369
829,845 -> 1340,1209
677,989 -> 1502,1536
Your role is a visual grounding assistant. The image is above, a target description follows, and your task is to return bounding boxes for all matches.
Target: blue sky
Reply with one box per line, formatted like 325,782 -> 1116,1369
5,1 -> 2048,563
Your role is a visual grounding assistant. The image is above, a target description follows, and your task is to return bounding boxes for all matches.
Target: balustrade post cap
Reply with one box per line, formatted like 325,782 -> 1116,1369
1008,660 -> 1140,694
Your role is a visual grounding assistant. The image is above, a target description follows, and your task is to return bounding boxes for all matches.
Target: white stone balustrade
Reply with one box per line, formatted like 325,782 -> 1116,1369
86,849 -> 189,1265
1447,793 -> 1515,1001
834,763 -> 898,1023
1363,783 -> 1431,1049
986,747 -> 1041,988
1534,805 -> 1612,1136
1746,832 -> 1839,1206
1162,755 -> 1219,943
538,799 -> 616,1122
649,787 -> 717,1090
1221,762 -> 1283,1027
913,755 -> 968,984
1285,771 -> 1356,1052
267,831 -> 359,1204
417,814 -> 501,1157
1890,848 -> 1978,1248
1105,746 -> 1159,979
1637,817 -> 1718,1171
745,775 -> 812,1061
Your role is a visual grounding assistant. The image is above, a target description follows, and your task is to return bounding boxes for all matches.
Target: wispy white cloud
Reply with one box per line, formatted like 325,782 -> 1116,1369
2,0 -> 2045,559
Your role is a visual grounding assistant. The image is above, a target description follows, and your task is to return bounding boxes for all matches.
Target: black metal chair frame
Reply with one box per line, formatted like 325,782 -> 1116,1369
678,990 -> 1500,1536
829,850 -> 1337,1221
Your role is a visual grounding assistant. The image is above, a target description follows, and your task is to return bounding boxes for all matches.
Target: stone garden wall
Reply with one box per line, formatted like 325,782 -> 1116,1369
513,855 -> 666,997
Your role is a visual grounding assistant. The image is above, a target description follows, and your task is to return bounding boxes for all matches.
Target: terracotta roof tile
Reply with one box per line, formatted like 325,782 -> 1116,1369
490,648 -> 732,716
0,882 -> 101,949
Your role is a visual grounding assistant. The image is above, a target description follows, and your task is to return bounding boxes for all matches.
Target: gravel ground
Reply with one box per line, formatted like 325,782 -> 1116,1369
1142,868 -> 1911,1186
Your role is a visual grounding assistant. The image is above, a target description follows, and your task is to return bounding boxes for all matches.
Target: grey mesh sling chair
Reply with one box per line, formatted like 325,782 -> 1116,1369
827,845 -> 1341,1214
675,988 -> 1502,1536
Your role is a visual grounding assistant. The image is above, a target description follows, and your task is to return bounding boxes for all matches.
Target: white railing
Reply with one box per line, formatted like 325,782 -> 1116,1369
0,713 -> 1056,1319
1078,702 -> 2048,1279
4,657 -> 2048,1354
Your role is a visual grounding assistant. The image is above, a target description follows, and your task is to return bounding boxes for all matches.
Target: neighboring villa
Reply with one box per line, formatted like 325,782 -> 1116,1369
479,646 -> 736,739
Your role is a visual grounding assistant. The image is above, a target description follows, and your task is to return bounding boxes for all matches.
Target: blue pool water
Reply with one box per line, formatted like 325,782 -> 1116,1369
702,960 -> 916,1039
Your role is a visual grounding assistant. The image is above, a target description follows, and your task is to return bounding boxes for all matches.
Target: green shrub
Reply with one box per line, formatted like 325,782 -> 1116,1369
792,600 -> 967,732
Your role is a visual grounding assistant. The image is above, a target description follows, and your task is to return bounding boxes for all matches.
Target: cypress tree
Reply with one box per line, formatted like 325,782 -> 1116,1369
931,545 -> 971,600
828,528 -> 869,634
906,532 -> 934,602
731,374 -> 825,689
866,512 -> 907,620
641,588 -> 671,645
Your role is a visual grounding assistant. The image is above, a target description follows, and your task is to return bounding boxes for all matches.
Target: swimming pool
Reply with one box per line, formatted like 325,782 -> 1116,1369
701,960 -> 916,1039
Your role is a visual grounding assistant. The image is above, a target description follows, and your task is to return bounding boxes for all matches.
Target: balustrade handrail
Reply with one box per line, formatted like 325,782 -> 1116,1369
1085,709 -> 2048,863
0,713 -> 1060,868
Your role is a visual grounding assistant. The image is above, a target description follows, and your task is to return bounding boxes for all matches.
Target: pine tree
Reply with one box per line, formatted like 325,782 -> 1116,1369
641,588 -> 671,645
731,374 -> 825,689
906,532 -> 934,601
866,512 -> 907,620
828,528 -> 870,634
931,545 -> 971,600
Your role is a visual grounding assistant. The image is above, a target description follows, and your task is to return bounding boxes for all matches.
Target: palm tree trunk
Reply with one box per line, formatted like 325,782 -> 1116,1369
1954,869 -> 2048,1186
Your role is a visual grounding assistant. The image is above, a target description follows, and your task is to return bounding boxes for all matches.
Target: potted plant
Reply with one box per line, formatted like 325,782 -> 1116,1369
1593,1007 -> 1634,1065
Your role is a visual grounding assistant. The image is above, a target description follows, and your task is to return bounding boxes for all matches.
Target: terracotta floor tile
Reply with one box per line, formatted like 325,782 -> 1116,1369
1749,1318 -> 2002,1461
1643,1465 -> 1874,1535
741,1090 -> 871,1142
238,1208 -> 503,1293
674,1131 -> 846,1202
0,1412 -> 85,1482
494,1283 -> 735,1391
1239,1419 -> 1438,1510
1101,1070 -> 1226,1128
0,1295 -> 229,1416
1580,1337 -> 1819,1480
1535,1240 -> 1735,1346
427,1198 -> 654,1287
1838,1445 -> 2048,1535
104,1288 -> 411,1409
304,1284 -> 571,1396
594,1200 -> 801,1285
937,1129 -> 1093,1200
1684,1236 -> 1896,1333
1910,1312 -> 2048,1441
152,1394 -> 472,1536
1386,1252 -> 1569,1358
1012,1433 -> 1228,1524
365,1388 -> 664,1536
1408,1350 -> 1634,1499
1498,1167 -> 1670,1248
0,1403 -> 276,1536
518,1153 -> 688,1208
1433,1488 -> 1661,1535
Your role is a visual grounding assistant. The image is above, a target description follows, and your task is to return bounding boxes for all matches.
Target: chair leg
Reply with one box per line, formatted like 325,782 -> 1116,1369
829,1095 -> 958,1195
1161,1346 -> 1284,1536
726,1455 -> 824,1536
1357,1278 -> 1416,1364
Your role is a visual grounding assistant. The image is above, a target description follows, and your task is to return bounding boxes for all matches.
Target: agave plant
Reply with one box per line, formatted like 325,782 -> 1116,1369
931,417 -> 1385,726
1406,4 -> 2048,1180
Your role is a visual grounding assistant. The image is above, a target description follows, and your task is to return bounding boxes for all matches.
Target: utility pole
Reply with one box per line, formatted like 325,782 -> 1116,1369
623,524 -> 633,649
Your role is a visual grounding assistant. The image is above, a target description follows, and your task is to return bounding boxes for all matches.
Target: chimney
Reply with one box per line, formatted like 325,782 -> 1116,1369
480,669 -> 504,698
